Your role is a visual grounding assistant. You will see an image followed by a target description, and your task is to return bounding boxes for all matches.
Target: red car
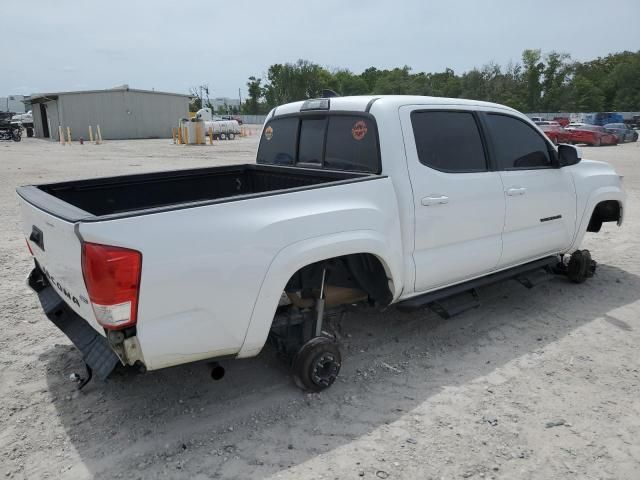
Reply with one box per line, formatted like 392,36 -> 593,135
539,123 -> 572,145
553,116 -> 570,127
565,124 -> 618,147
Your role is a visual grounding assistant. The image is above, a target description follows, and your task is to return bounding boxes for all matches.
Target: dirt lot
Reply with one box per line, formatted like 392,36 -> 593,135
1,135 -> 639,479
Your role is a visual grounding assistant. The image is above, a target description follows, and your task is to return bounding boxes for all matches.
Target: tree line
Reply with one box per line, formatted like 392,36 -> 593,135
240,49 -> 640,115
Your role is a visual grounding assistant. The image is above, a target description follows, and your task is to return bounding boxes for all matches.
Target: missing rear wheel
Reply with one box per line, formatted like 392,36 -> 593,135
292,336 -> 341,392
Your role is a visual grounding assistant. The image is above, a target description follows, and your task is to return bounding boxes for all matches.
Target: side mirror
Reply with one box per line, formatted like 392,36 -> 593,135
557,144 -> 581,167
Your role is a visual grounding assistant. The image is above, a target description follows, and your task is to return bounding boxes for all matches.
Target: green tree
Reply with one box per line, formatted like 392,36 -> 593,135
571,77 -> 605,111
540,52 -> 572,111
521,49 -> 544,111
188,97 -> 201,113
244,49 -> 640,114
244,76 -> 263,114
263,60 -> 334,108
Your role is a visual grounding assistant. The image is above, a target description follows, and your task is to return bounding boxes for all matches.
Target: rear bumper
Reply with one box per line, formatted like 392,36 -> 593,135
28,266 -> 120,380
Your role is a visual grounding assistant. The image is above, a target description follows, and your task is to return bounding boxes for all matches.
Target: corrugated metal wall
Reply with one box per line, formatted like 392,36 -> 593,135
237,114 -> 267,125
37,91 -> 189,140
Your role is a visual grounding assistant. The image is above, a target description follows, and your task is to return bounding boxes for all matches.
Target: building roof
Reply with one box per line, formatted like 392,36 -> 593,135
29,86 -> 192,103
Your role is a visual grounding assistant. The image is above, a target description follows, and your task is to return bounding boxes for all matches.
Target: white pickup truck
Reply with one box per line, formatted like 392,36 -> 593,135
18,95 -> 625,391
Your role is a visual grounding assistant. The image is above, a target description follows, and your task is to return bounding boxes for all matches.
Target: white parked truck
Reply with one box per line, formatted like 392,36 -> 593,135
18,96 -> 625,391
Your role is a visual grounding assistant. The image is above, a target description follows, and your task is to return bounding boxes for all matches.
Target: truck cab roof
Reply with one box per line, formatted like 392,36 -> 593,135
271,95 -> 520,118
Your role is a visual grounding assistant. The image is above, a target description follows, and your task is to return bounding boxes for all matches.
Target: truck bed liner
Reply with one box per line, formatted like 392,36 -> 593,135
18,164 -> 378,221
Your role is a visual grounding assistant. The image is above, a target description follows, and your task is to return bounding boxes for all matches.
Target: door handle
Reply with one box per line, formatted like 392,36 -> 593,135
506,187 -> 526,196
421,195 -> 449,206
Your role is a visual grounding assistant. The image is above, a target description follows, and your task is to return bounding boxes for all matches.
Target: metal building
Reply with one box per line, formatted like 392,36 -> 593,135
0,95 -> 28,113
29,86 -> 191,141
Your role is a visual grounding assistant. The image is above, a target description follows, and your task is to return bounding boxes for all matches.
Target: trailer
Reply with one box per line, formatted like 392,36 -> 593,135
194,108 -> 241,140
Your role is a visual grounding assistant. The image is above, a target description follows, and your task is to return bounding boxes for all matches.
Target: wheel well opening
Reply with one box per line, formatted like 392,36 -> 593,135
284,253 -> 393,309
587,200 -> 621,232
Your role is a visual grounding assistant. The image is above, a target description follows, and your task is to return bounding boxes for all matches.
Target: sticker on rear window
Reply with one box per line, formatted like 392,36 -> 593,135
264,125 -> 273,141
352,120 -> 368,141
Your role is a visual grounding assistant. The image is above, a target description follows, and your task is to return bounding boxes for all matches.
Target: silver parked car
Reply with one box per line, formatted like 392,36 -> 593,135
603,123 -> 638,143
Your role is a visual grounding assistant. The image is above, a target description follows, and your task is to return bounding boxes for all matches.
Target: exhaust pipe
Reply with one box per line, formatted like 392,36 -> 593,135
210,362 -> 225,381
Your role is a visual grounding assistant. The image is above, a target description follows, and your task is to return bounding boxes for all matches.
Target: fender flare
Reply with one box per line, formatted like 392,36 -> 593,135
569,186 -> 625,251
237,230 -> 403,358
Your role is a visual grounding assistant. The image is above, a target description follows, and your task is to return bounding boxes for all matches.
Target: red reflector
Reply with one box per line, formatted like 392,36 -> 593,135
81,242 -> 142,329
25,238 -> 34,256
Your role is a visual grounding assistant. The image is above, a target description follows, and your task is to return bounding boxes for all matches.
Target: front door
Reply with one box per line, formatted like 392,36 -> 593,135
400,107 -> 506,292
482,113 -> 577,267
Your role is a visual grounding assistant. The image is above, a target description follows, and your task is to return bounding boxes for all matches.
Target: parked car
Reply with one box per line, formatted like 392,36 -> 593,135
18,96 -> 625,391
539,123 -> 571,144
603,123 -> 638,143
565,124 -> 618,146
553,117 -> 570,127
221,115 -> 243,125
584,112 -> 624,126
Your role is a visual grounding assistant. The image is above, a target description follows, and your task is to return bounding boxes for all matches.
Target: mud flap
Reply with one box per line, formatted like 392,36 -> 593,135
35,284 -> 120,381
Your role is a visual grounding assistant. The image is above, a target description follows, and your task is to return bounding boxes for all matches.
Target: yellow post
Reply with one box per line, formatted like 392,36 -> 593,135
58,126 -> 64,145
177,125 -> 183,144
172,127 -> 176,144
89,126 -> 94,143
184,126 -> 189,145
208,126 -> 213,145
195,122 -> 202,145
96,125 -> 103,144
66,127 -> 72,144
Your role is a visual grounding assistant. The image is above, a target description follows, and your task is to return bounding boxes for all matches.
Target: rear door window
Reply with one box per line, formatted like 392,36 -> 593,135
256,117 -> 298,165
411,111 -> 487,172
486,114 -> 553,169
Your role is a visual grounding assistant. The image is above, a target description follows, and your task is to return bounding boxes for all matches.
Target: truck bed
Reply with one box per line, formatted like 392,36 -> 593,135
17,164 -> 376,221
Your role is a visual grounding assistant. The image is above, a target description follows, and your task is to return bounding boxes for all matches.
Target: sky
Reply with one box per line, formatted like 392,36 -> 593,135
4,0 -> 639,99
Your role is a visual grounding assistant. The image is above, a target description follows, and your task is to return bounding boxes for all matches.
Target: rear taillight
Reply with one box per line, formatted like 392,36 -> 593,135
81,242 -> 142,330
25,238 -> 34,256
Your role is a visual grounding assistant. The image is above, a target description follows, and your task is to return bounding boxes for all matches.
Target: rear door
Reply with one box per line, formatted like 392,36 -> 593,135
400,107 -> 506,292
483,113 -> 577,267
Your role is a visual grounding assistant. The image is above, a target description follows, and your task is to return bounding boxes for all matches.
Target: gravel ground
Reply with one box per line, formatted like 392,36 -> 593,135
0,135 -> 639,480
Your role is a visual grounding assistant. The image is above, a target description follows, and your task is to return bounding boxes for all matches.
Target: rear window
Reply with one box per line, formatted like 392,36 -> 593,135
324,116 -> 379,172
256,117 -> 298,165
298,118 -> 325,165
257,114 -> 380,173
